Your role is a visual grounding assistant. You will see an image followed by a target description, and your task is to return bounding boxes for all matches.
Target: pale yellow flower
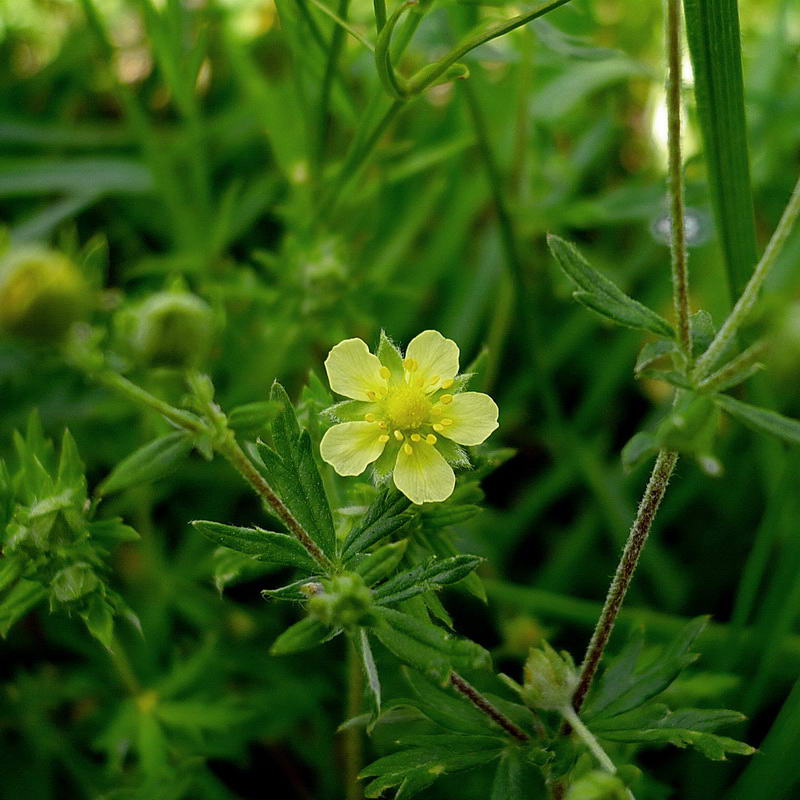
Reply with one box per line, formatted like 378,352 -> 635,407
320,330 -> 499,504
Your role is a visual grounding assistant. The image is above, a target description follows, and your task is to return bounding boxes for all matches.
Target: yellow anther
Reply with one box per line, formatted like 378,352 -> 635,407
426,434 -> 437,444
441,378 -> 454,389
365,413 -> 376,422
433,423 -> 444,433
441,418 -> 453,426
393,430 -> 404,441
440,394 -> 453,404
411,433 -> 422,442
403,443 -> 413,456
414,377 -> 425,388
429,375 -> 440,385
378,421 -> 388,429
378,434 -> 390,443
379,365 -> 391,379
431,405 -> 442,416
367,391 -> 377,401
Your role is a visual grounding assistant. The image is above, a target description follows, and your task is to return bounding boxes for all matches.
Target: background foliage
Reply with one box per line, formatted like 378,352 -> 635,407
1,0 -> 800,797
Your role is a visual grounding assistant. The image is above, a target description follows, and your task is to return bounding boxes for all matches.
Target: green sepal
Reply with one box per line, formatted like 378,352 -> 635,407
270,616 -> 338,655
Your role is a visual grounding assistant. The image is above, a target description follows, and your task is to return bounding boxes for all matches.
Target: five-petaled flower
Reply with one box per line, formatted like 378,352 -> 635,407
319,330 -> 499,505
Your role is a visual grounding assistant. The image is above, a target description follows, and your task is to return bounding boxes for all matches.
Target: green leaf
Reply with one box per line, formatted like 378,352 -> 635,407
584,617 -> 709,722
491,749 -> 527,800
227,400 -> 280,436
356,629 -> 382,714
547,234 -> 675,338
634,340 -> 678,376
97,432 -> 193,496
81,595 -> 115,650
360,735 -> 504,799
255,382 -> 336,557
355,539 -> 409,585
683,0 -> 758,299
270,616 -> 335,655
373,555 -> 483,605
342,488 -> 412,561
713,394 -> 800,446
373,606 -> 492,681
592,703 -> 755,761
0,580 -> 47,636
191,520 -> 318,571
262,576 -> 323,602
621,431 -> 658,472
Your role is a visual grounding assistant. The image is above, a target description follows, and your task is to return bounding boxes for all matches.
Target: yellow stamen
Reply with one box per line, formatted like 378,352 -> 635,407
433,423 -> 444,433
429,375 -> 439,385
365,413 -> 376,422
378,421 -> 388,429
431,405 -> 442,416
378,434 -> 390,443
441,378 -> 454,389
367,391 -> 377,401
440,394 -> 453,404
403,443 -> 413,456
414,377 -> 425,388
441,418 -> 453,426
393,430 -> 404,441
426,434 -> 437,444
403,357 -> 417,371
411,433 -> 422,442
379,366 -> 391,379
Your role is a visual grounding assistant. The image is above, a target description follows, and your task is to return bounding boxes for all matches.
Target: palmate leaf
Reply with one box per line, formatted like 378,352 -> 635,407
592,703 -> 755,761
547,234 -> 674,338
360,735 -> 506,800
583,617 -> 708,722
372,554 -> 483,605
256,382 -> 336,558
373,607 -> 492,682
342,487 -> 412,561
191,520 -> 318,571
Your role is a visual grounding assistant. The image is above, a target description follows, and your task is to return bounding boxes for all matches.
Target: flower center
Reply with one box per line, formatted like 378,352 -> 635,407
383,385 -> 431,431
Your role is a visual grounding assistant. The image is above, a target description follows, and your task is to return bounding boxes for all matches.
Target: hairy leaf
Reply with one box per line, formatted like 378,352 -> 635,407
373,555 -> 483,605
713,394 -> 800,447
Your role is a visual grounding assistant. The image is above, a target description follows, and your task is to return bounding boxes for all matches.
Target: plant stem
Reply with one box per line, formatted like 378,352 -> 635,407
94,370 -> 333,572
373,0 -> 386,32
344,638 -> 364,800
109,635 -> 140,695
692,170 -> 800,380
449,671 -> 530,742
665,0 -> 691,356
215,435 -> 334,571
560,704 -> 615,775
571,450 -> 679,712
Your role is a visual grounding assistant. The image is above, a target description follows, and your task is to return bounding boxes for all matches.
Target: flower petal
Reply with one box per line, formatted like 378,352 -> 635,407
325,338 -> 388,401
405,330 -> 459,386
320,422 -> 387,476
440,392 -> 499,446
393,442 -> 455,505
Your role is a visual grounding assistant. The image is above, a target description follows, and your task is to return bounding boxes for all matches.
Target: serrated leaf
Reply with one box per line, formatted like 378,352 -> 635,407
270,616 -> 335,655
592,703 -> 754,760
584,617 -> 709,722
342,488 -> 412,561
713,394 -> 800,446
192,520 -> 317,571
97,432 -> 193,496
255,382 -> 336,557
373,555 -> 483,605
373,606 -> 492,681
548,234 -> 675,338
355,540 -> 409,585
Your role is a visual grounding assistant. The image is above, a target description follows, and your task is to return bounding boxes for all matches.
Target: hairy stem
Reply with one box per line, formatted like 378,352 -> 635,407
93,370 -> 333,572
450,671 -> 530,742
344,639 -> 364,800
571,450 -> 679,711
692,170 -> 800,380
560,705 -> 616,775
665,0 -> 691,356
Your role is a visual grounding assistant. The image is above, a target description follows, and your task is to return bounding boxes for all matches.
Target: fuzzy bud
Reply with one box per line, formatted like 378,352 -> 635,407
307,573 -> 374,629
129,291 -> 214,368
0,246 -> 90,341
502,641 -> 578,712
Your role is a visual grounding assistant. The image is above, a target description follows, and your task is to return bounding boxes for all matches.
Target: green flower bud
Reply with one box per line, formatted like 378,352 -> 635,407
51,563 -> 100,604
655,393 -> 721,475
502,641 -> 578,711
129,291 -> 214,368
0,246 -> 90,341
565,771 -> 629,800
307,573 -> 374,629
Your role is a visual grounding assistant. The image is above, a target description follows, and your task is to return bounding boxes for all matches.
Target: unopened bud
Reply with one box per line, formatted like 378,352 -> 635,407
307,573 -> 374,629
0,247 -> 90,341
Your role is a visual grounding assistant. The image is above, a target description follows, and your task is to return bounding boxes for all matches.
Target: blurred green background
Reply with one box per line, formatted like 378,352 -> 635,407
1,0 -> 800,797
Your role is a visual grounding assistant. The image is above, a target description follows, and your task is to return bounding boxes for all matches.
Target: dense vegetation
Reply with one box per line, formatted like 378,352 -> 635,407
1,0 -> 800,798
